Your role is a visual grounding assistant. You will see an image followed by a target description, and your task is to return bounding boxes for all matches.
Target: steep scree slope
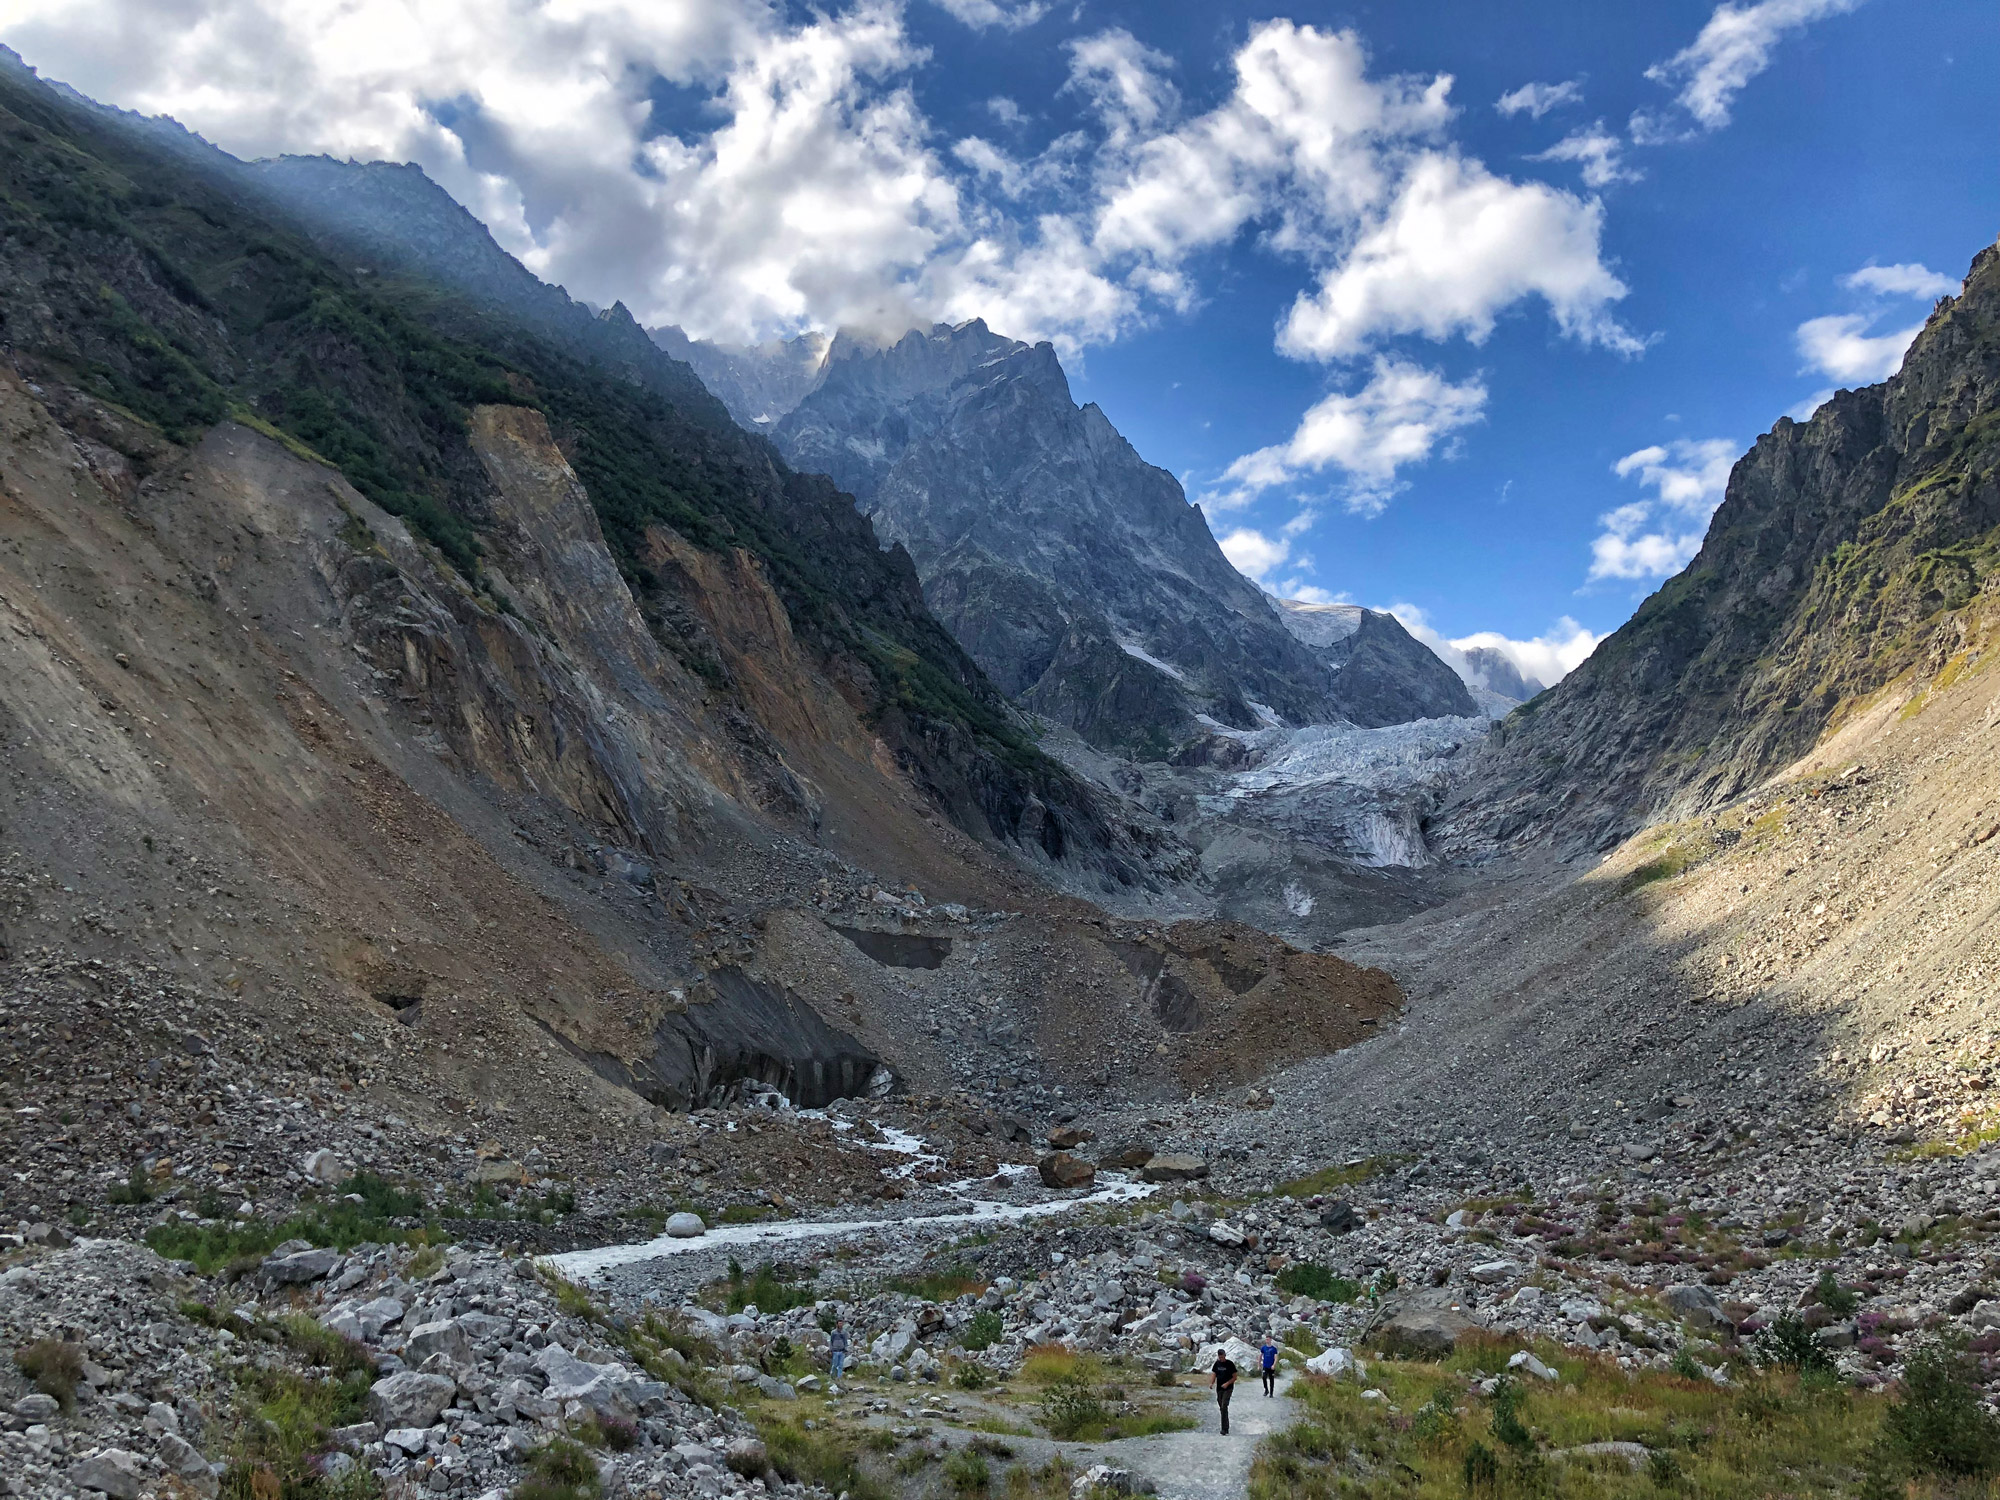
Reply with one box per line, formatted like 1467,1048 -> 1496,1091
1444,239 -> 2000,854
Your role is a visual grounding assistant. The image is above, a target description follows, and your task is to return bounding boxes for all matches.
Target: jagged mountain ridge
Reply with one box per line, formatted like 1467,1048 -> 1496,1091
766,320 -> 1476,750
1442,238 -> 2000,854
648,324 -> 828,429
1271,599 -> 1487,727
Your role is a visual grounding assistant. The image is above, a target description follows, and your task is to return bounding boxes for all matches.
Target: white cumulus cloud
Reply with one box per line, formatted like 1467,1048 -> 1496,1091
1390,604 -> 1602,688
1843,262 -> 1959,299
1218,528 -> 1293,582
1495,79 -> 1584,118
1277,152 -> 1640,360
1641,0 -> 1862,133
1207,357 -> 1487,516
1796,313 -> 1924,384
1589,437 -> 1738,580
927,0 -> 1047,30
1529,123 -> 1640,189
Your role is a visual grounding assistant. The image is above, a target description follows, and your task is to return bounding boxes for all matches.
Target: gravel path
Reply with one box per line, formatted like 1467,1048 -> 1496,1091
953,1373 -> 1297,1500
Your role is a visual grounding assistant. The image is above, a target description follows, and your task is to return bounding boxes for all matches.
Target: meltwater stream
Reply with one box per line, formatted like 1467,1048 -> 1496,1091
546,1118 -> 1158,1282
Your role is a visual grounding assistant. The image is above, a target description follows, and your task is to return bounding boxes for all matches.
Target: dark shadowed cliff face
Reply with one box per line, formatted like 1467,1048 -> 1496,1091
1442,240 -> 2000,855
770,321 -> 1473,751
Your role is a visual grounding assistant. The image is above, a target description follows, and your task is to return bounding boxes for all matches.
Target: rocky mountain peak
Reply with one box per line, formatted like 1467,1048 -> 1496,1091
1444,235 -> 2000,853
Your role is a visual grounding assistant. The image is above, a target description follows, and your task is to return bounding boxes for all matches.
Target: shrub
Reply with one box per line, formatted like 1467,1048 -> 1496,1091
1039,1374 -> 1106,1440
1410,1386 -> 1457,1443
1463,1441 -> 1501,1490
1752,1313 -> 1833,1375
953,1361 -> 994,1390
515,1436 -> 602,1500
1814,1269 -> 1860,1319
1879,1340 -> 2000,1476
270,1314 -> 375,1380
944,1446 -> 991,1493
1275,1263 -> 1361,1303
598,1416 -> 638,1452
763,1419 -> 891,1500
108,1163 -> 157,1205
726,1261 -> 816,1315
13,1340 -> 84,1409
1669,1347 -> 1703,1381
1488,1376 -> 1533,1453
962,1310 -> 1003,1351
890,1262 -> 986,1302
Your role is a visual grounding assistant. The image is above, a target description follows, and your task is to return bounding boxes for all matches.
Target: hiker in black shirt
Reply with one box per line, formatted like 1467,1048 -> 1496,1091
1209,1349 -> 1238,1434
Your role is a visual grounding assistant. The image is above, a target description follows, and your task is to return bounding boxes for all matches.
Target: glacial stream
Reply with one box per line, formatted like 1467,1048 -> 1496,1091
546,1118 -> 1158,1281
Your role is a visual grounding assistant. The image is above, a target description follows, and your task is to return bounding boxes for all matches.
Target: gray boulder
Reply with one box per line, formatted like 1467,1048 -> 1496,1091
68,1451 -> 145,1500
1662,1283 -> 1731,1330
263,1246 -> 342,1283
366,1371 -> 456,1430
1139,1155 -> 1208,1183
664,1211 -> 706,1238
402,1318 -> 474,1368
1372,1298 -> 1478,1357
158,1434 -> 218,1498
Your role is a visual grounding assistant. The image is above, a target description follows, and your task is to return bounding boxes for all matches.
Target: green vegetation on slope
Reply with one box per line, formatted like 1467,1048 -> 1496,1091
0,52 -> 1118,854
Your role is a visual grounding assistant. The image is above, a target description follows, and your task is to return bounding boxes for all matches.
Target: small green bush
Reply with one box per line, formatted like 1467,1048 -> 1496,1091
1463,1441 -> 1501,1490
1879,1340 -> 2000,1477
108,1163 -> 157,1205
1039,1374 -> 1106,1440
1488,1375 -> 1534,1453
953,1361 -> 994,1390
13,1340 -> 84,1410
516,1436 -> 602,1500
962,1309 -> 1003,1351
1752,1313 -> 1833,1375
944,1445 -> 991,1493
1813,1269 -> 1860,1319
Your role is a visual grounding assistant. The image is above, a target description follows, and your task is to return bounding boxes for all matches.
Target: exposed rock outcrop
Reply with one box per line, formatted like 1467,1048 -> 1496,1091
1444,239 -> 2000,853
770,322 -> 1356,749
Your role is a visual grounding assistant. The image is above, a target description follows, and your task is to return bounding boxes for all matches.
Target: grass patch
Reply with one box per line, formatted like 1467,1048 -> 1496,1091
724,1260 -> 818,1315
145,1173 -> 439,1273
1020,1346 -> 1104,1386
1248,1331 -> 1888,1499
1277,1157 -> 1400,1198
1275,1262 -> 1362,1304
1001,1456 -> 1077,1498
889,1260 -> 988,1302
269,1314 -> 375,1380
107,1162 -> 159,1205
13,1339 -> 83,1410
217,1365 -> 375,1499
944,1446 -> 991,1493
1038,1374 -> 1107,1439
514,1436 -> 601,1500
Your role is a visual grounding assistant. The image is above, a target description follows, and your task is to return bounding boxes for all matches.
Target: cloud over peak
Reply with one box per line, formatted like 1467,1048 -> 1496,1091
1588,437 -> 1738,581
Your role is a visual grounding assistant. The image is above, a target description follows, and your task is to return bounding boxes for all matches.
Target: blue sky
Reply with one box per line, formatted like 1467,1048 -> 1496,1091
7,0 -> 1996,680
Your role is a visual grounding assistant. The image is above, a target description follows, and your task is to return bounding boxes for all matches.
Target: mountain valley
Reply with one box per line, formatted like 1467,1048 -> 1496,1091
2,40 -> 2000,1500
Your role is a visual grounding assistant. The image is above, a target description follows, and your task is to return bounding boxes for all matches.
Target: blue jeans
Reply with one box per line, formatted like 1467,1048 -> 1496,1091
831,1351 -> 845,1379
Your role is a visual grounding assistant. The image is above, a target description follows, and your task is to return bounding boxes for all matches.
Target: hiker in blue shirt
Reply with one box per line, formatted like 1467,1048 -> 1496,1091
1259,1333 -> 1278,1396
